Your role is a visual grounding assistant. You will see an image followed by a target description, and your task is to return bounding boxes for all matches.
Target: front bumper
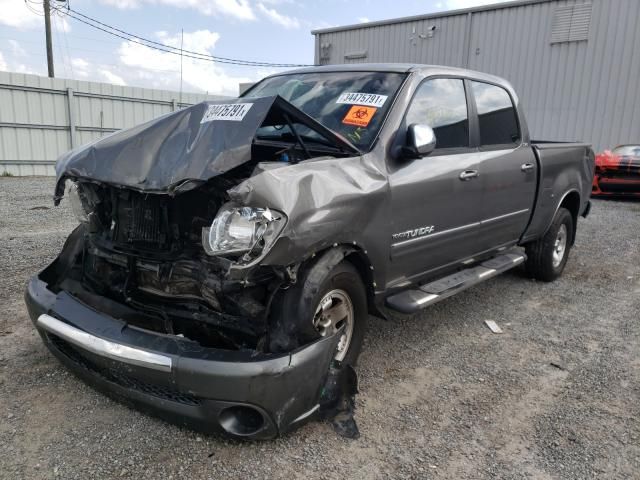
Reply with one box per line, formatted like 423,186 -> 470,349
25,275 -> 338,439
592,173 -> 640,196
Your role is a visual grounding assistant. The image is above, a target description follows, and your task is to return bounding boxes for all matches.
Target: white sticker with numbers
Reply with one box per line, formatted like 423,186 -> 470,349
201,103 -> 253,123
336,92 -> 388,108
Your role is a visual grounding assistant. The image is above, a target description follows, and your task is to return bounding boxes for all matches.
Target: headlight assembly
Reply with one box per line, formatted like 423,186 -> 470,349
66,181 -> 90,223
202,205 -> 286,258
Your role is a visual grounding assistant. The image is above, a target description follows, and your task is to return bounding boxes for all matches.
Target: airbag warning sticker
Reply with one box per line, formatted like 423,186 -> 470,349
337,92 -> 388,108
342,105 -> 377,127
201,103 -> 253,123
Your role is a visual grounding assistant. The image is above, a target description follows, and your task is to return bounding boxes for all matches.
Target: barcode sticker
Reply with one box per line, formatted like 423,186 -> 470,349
336,92 -> 388,108
201,103 -> 253,123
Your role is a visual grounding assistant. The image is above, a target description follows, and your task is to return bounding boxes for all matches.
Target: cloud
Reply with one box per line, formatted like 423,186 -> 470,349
52,14 -> 71,33
0,0 -> 42,29
99,0 -> 140,7
445,0 -> 506,9
116,30 -> 255,95
99,0 -> 256,21
0,52 -> 7,71
71,58 -> 91,78
99,69 -> 126,85
357,17 -> 370,23
257,3 -> 300,29
8,40 -> 27,58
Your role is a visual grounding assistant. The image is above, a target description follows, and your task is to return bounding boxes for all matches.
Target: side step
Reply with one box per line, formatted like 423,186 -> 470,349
385,250 -> 526,314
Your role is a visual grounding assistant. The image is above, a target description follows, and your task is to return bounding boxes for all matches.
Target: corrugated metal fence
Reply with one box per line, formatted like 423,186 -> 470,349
0,72 -> 226,176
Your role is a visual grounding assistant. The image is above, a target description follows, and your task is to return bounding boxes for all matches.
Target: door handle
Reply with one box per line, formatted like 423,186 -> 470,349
521,163 -> 535,172
459,169 -> 479,181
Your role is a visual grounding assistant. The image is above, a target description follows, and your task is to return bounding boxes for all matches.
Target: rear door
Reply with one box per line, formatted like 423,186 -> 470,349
468,81 -> 537,250
387,78 -> 484,287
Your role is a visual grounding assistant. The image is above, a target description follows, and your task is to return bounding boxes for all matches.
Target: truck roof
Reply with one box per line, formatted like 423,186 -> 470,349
266,63 -> 514,94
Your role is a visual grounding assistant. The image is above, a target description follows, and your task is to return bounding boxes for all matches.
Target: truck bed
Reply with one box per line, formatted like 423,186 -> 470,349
521,141 -> 595,243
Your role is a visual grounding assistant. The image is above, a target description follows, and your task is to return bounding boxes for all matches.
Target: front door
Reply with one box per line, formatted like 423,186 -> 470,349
387,78 -> 484,288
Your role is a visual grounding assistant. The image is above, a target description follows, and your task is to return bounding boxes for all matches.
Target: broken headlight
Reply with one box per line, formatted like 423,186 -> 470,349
66,181 -> 90,223
203,206 -> 286,257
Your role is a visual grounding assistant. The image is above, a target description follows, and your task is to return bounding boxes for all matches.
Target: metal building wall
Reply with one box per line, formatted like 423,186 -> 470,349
313,0 -> 640,152
0,72 -> 226,176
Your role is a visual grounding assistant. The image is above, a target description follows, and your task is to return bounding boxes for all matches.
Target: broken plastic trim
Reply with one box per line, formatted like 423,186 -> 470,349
319,359 -> 360,439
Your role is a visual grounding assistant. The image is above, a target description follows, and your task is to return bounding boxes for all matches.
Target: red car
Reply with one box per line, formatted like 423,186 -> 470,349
592,144 -> 640,197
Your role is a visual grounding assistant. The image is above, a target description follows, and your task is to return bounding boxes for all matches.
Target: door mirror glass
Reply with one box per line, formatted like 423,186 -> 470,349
406,124 -> 436,158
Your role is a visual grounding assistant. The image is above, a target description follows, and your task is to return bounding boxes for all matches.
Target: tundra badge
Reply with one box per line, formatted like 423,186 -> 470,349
392,226 -> 435,241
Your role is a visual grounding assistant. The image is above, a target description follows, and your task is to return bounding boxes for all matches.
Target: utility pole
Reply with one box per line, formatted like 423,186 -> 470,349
44,0 -> 55,77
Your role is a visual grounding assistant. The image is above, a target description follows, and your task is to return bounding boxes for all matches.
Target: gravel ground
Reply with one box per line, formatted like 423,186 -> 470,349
1,176 -> 639,480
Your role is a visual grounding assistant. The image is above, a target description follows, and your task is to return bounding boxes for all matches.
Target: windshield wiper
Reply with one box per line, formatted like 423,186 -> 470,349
283,113 -> 310,160
256,132 -> 343,151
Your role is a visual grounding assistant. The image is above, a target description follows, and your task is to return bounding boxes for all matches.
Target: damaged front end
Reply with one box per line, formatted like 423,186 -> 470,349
61,178 -> 287,353
26,95 -> 366,439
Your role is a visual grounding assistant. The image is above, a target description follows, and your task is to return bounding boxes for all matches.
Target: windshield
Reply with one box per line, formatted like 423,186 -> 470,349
244,71 -> 407,151
612,145 -> 640,156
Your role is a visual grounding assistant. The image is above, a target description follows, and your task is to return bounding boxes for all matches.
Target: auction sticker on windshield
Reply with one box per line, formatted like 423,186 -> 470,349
336,92 -> 388,108
342,105 -> 377,127
201,103 -> 253,123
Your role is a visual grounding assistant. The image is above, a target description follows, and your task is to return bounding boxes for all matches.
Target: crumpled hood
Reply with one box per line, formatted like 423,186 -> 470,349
54,95 -> 358,200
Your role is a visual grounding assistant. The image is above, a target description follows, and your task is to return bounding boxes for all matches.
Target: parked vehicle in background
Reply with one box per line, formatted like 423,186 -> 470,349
592,145 -> 640,197
25,64 -> 595,439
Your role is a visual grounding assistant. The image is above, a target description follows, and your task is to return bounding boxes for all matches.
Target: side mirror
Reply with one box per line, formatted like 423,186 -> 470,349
404,124 -> 436,158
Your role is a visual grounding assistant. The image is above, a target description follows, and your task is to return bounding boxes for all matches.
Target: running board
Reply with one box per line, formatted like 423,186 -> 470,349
385,250 -> 526,314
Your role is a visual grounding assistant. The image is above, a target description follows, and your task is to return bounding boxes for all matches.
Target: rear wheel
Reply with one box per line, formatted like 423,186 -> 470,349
525,207 -> 574,282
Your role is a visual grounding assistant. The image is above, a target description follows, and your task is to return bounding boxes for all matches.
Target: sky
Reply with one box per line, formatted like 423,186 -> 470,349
0,0 -> 504,96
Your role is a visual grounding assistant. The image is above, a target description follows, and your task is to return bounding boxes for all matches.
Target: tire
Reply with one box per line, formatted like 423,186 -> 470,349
525,207 -> 574,282
269,260 -> 368,365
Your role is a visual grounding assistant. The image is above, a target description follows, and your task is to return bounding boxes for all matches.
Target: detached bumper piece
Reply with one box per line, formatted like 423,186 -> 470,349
26,276 -> 339,440
386,250 -> 526,314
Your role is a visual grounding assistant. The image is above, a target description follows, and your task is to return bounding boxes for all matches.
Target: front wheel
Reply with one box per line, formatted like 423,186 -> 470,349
269,260 -> 368,365
525,207 -> 574,282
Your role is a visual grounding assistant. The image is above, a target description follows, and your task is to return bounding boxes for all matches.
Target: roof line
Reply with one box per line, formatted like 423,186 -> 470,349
311,0 -> 557,35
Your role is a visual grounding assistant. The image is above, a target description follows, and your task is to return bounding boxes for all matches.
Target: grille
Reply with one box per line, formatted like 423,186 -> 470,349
48,334 -> 201,406
115,193 -> 167,245
599,182 -> 640,194
602,169 -> 640,179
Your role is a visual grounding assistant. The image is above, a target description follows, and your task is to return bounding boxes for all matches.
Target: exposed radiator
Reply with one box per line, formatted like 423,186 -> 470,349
115,192 -> 167,245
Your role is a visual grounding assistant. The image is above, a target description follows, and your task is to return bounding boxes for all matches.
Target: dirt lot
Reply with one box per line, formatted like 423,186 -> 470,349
0,177 -> 638,480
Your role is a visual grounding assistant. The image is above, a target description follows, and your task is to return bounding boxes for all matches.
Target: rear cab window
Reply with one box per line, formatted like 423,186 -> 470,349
470,81 -> 521,147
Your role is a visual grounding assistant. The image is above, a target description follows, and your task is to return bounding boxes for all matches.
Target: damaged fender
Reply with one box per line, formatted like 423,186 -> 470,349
227,155 -> 391,289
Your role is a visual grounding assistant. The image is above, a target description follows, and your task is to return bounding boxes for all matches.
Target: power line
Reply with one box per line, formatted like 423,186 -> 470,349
63,6 -> 281,66
48,4 -> 314,68
51,13 -> 68,76
56,11 -> 75,77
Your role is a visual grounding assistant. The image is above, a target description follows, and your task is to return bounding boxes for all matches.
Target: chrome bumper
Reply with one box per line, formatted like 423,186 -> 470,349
37,314 -> 173,372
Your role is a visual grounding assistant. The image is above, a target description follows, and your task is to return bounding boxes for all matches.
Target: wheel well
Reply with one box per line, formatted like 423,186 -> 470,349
559,191 -> 580,245
344,249 -> 386,319
299,245 -> 383,320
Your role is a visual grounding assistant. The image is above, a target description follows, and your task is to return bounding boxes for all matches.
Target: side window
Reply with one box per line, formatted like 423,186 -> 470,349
405,78 -> 469,149
470,81 -> 520,146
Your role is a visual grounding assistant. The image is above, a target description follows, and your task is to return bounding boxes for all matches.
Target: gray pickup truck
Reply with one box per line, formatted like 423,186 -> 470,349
25,64 -> 594,439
